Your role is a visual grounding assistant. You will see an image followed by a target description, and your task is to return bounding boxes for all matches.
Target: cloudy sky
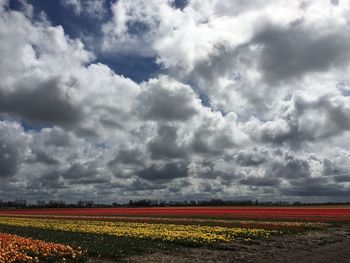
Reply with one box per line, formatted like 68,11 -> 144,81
1,0 -> 350,203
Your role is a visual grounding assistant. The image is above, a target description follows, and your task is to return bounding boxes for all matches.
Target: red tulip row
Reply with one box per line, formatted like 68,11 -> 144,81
1,207 -> 350,222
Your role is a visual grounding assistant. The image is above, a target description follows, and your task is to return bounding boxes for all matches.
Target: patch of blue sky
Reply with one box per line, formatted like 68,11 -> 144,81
8,0 -> 113,51
336,81 -> 350,96
8,0 -> 162,83
21,121 -> 50,132
0,114 -> 47,132
183,81 -> 212,109
172,0 -> 188,10
96,55 -> 163,83
126,20 -> 151,36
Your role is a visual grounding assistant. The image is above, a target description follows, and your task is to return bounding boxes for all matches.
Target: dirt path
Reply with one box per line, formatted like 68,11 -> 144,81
121,225 -> 350,263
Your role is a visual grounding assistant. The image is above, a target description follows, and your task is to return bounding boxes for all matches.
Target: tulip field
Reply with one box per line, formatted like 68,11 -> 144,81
0,233 -> 86,263
3,206 -> 350,221
0,206 -> 349,262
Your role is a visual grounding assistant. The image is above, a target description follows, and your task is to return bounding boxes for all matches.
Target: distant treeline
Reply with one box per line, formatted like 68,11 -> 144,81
0,198 -> 350,209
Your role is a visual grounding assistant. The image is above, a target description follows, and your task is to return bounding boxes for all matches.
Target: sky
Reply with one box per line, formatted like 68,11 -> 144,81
1,0 -> 350,204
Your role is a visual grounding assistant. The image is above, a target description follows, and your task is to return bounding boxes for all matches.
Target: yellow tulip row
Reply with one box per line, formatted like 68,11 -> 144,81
0,233 -> 85,263
0,216 -> 279,243
0,214 -> 329,230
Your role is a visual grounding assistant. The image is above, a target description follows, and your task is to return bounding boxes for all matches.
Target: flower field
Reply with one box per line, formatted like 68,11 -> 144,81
0,216 -> 278,243
0,233 -> 85,263
1,206 -> 350,222
0,206 -> 349,261
0,214 -> 329,231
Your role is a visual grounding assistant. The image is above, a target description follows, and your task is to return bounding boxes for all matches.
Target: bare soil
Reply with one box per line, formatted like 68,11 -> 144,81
118,225 -> 350,263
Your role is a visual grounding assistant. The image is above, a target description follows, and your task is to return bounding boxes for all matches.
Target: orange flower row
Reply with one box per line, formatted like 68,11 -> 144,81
0,233 -> 86,262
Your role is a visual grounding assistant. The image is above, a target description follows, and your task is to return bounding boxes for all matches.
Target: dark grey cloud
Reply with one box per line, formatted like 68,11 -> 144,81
323,159 -> 346,176
138,162 -> 188,182
240,176 -> 280,187
292,94 -> 350,138
41,128 -> 76,148
200,182 -> 224,194
167,179 -> 191,194
0,140 -> 21,177
334,175 -> 350,182
252,93 -> 350,145
73,177 -> 110,185
255,119 -> 296,145
235,149 -> 267,166
268,153 -> 311,180
108,147 -> 144,166
281,184 -> 350,197
254,22 -> 350,84
127,178 -> 166,191
188,44 -> 241,88
330,0 -> 339,6
94,106 -> 126,130
191,125 -> 236,156
30,150 -> 60,166
0,121 -> 28,178
274,164 -> 350,198
28,171 -> 67,190
61,163 -> 98,179
148,124 -> 186,160
0,78 -> 82,127
189,161 -> 236,180
108,178 -> 168,192
33,163 -> 111,187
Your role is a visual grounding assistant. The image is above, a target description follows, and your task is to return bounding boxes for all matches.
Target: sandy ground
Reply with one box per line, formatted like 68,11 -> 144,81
117,225 -> 350,263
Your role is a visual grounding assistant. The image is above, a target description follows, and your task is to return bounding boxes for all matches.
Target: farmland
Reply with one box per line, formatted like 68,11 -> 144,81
2,206 -> 350,221
0,206 -> 350,262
